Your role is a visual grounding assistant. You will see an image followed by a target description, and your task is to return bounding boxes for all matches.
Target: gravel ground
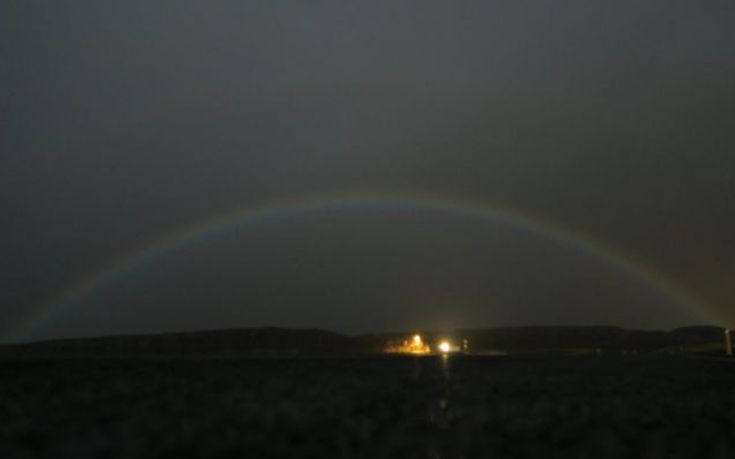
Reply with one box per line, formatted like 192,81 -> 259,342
1,355 -> 734,458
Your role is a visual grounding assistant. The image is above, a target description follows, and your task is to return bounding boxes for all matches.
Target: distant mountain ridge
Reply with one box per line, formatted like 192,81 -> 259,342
0,325 -> 727,358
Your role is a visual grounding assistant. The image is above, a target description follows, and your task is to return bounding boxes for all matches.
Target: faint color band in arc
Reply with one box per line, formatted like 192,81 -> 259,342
5,192 -> 716,342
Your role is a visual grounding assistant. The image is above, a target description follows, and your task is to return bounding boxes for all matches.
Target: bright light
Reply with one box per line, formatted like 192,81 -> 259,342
385,333 -> 431,354
438,341 -> 451,353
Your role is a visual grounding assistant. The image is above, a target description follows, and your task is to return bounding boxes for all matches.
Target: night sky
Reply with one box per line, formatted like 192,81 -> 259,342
2,1 -> 734,342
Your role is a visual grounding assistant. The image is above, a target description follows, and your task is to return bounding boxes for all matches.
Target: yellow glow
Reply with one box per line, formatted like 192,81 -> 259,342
386,333 -> 431,354
438,341 -> 451,353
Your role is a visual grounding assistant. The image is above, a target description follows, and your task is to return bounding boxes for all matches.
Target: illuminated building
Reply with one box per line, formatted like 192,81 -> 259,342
384,334 -> 469,355
386,333 -> 431,354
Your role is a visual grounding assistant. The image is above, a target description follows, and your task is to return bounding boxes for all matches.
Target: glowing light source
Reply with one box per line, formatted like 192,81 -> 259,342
438,341 -> 451,353
386,333 -> 431,354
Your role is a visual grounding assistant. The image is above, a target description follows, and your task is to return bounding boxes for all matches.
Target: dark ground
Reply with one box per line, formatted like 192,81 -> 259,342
2,356 -> 734,458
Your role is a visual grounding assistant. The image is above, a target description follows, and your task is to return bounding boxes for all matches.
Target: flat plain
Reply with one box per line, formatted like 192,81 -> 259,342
2,355 -> 734,458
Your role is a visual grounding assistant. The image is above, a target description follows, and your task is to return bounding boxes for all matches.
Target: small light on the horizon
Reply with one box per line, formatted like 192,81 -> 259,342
438,341 -> 451,353
386,333 -> 431,354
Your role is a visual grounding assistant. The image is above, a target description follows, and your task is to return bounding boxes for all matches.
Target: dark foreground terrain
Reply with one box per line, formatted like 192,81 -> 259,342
2,356 -> 734,458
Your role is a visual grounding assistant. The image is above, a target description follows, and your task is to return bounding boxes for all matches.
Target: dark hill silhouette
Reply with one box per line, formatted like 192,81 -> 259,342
671,325 -> 725,344
0,325 -> 726,358
1,327 -> 361,358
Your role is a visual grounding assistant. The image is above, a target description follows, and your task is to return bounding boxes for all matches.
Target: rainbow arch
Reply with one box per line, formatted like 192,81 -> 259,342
4,192 -> 716,342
